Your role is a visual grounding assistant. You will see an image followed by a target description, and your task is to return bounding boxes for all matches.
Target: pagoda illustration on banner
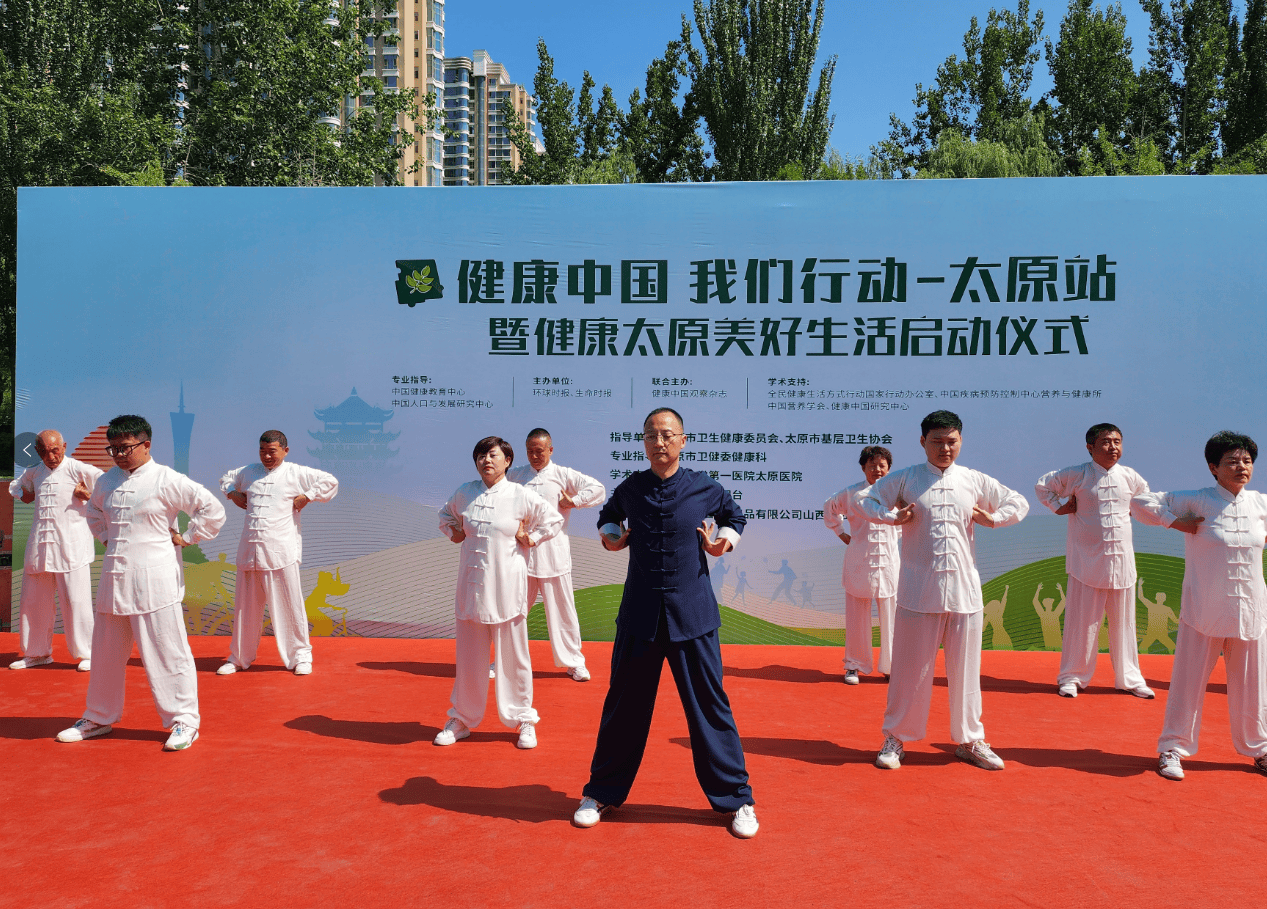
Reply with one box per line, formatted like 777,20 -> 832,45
309,387 -> 400,479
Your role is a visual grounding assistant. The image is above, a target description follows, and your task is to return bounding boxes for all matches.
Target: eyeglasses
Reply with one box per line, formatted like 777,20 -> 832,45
105,440 -> 147,457
642,432 -> 683,443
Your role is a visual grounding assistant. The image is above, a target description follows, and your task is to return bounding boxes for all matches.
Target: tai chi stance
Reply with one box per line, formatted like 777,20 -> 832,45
1036,423 -> 1154,698
824,445 -> 901,684
8,430 -> 103,671
507,427 -> 606,681
435,436 -> 562,750
217,430 -> 339,676
862,411 -> 1028,772
56,415 -> 225,751
1133,431 -> 1267,781
574,408 -> 758,838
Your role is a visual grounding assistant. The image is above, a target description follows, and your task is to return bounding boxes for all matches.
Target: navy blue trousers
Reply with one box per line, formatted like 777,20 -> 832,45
582,619 -> 753,813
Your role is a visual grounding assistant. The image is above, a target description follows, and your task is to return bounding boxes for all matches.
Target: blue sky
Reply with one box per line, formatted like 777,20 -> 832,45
442,0 -> 1183,161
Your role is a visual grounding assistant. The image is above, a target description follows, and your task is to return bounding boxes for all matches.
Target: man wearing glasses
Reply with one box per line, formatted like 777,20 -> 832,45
573,408 -> 758,838
55,415 -> 225,751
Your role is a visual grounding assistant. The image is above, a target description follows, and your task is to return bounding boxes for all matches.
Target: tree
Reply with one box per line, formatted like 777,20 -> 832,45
1225,0 -> 1267,158
577,73 -> 621,168
919,112 -> 1061,177
506,39 -> 581,184
875,0 -> 1046,177
619,27 -> 709,183
1045,0 -> 1138,172
684,0 -> 836,180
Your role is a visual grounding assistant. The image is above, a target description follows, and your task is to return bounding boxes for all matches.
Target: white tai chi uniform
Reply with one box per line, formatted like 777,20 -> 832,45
507,461 -> 606,671
1035,461 -> 1150,691
861,462 -> 1028,744
439,478 -> 562,730
82,461 -> 225,730
1133,487 -> 1267,759
9,457 -> 104,661
219,461 -> 338,670
824,481 -> 900,675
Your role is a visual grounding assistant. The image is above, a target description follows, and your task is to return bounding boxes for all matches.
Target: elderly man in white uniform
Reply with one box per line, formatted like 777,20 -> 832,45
216,430 -> 339,677
506,427 -> 606,681
861,411 -> 1029,772
435,436 -> 563,750
1036,422 -> 1154,699
55,415 -> 225,751
1133,430 -> 1267,781
824,444 -> 900,685
8,430 -> 103,671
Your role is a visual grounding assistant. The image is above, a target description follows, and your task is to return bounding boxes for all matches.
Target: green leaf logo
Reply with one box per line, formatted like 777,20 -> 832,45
395,260 -> 444,306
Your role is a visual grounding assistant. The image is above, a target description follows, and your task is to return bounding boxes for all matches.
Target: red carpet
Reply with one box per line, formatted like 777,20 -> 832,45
2,631 -> 1264,909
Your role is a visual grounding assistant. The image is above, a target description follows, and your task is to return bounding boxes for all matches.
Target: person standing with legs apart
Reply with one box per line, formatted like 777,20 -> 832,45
9,430 -> 103,672
574,408 -> 758,838
217,430 -> 338,677
507,428 -> 606,682
1036,423 -> 1154,699
56,415 -> 225,751
824,445 -> 900,685
1132,431 -> 1267,781
860,411 -> 1028,772
435,436 -> 562,750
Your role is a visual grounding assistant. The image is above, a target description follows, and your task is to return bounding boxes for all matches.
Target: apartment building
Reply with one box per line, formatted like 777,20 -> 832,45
443,50 -> 540,185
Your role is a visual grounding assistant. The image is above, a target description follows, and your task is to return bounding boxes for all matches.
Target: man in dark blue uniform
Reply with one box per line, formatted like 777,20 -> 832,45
573,408 -> 758,838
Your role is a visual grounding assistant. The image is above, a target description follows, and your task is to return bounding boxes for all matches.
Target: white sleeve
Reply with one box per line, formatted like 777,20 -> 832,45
299,466 -> 339,503
218,466 -> 245,495
175,477 -> 227,544
823,488 -> 850,535
563,467 -> 606,509
1034,467 -> 1074,513
524,489 -> 564,546
439,491 -> 464,541
978,474 -> 1029,527
1131,490 -> 1177,528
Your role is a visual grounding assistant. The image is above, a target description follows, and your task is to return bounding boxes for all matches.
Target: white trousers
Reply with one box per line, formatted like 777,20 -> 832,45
83,603 -> 200,729
844,593 -> 895,675
1057,578 -> 1146,690
449,615 -> 538,729
883,607 -> 985,745
18,566 -> 94,660
229,564 -> 311,670
527,573 -> 585,670
1158,621 -> 1267,759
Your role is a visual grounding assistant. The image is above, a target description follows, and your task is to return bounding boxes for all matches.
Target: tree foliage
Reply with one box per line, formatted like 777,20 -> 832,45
619,27 -> 709,183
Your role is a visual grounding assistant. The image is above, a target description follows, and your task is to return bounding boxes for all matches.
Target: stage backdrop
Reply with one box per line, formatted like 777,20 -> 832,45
12,179 -> 1267,653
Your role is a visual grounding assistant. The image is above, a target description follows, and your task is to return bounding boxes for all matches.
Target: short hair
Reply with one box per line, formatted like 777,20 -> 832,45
1086,423 -> 1122,446
260,430 -> 289,448
526,428 -> 552,443
643,407 -> 684,432
920,410 -> 962,436
1205,430 -> 1257,466
858,445 -> 892,469
473,435 -> 513,465
107,415 -> 152,442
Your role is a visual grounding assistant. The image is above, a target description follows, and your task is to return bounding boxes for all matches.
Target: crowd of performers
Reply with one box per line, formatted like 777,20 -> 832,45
9,409 -> 1267,839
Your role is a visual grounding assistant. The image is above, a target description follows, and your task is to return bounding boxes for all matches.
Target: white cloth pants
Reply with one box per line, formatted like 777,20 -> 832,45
18,566 -> 94,660
844,593 -> 895,675
1057,578 -> 1146,690
527,572 -> 585,670
83,602 -> 200,729
449,615 -> 538,729
883,607 -> 985,745
1158,621 -> 1267,759
229,564 -> 311,670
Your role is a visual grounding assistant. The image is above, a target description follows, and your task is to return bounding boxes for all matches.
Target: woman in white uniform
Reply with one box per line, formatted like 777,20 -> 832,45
435,436 -> 563,750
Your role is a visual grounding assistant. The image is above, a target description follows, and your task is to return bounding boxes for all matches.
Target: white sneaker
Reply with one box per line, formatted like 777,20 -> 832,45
1058,682 -> 1078,698
1125,685 -> 1155,699
517,722 -> 537,749
876,732 -> 904,769
294,662 -> 312,676
163,722 -> 199,751
1158,750 -> 1184,781
567,665 -> 591,682
956,740 -> 1005,770
9,655 -> 52,670
56,718 -> 113,743
434,717 -> 470,746
843,670 -> 860,685
216,662 -> 239,676
572,796 -> 610,828
730,803 -> 759,838
76,659 -> 91,672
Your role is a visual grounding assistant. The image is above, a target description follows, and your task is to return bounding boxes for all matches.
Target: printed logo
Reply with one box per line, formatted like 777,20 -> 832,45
395,259 -> 444,306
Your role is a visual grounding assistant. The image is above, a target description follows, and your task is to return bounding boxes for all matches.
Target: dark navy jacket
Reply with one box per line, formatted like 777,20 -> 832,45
598,467 -> 746,642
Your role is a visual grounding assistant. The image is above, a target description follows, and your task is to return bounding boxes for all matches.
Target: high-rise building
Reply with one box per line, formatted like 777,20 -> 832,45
443,50 -> 540,186
170,383 -> 195,476
330,1 -> 446,186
